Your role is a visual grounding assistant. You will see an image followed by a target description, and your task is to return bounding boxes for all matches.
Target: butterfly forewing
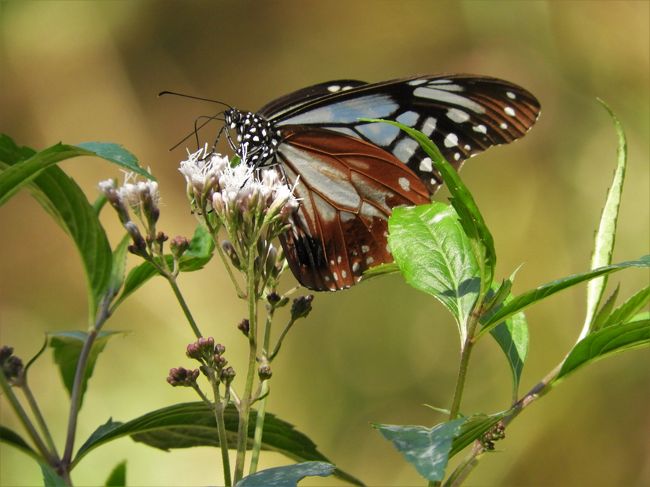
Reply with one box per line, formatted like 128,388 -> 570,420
276,127 -> 429,291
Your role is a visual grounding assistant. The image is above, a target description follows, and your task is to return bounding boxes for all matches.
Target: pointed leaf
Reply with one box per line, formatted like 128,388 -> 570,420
105,460 -> 126,486
555,319 -> 650,382
106,235 -> 131,305
76,142 -> 152,179
389,203 -> 480,341
49,331 -> 121,407
583,101 -> 627,331
591,285 -> 620,331
374,419 -> 466,482
73,402 -> 362,486
480,256 -> 650,334
236,462 -> 336,487
489,308 -> 528,399
602,285 -> 650,327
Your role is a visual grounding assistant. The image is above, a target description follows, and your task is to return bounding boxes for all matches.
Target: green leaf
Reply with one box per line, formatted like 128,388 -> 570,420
591,285 -> 620,330
41,464 -> 67,487
105,460 -> 126,486
583,100 -> 628,332
114,225 -> 215,307
555,319 -> 650,382
0,425 -> 40,463
389,202 -> 480,341
49,331 -> 121,407
602,285 -> 650,327
236,462 -> 336,487
480,256 -> 650,334
76,142 -> 153,179
489,308 -> 528,400
106,235 -> 131,304
374,419 -> 466,482
73,402 -> 362,486
0,136 -> 113,317
366,118 -> 495,292
449,413 -> 507,457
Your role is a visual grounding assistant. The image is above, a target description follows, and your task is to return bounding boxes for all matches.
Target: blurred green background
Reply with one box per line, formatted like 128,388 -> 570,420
1,1 -> 649,486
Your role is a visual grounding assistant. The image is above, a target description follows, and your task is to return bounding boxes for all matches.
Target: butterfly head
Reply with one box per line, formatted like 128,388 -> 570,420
224,108 -> 281,166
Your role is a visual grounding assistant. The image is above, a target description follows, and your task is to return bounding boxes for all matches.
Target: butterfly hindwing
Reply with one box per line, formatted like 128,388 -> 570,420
276,126 -> 429,291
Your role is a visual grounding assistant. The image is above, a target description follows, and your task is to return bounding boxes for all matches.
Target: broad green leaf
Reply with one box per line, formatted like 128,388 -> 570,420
0,135 -> 113,316
591,285 -> 620,331
49,331 -> 121,407
105,460 -> 126,486
374,419 -> 466,482
602,286 -> 650,327
236,462 -> 336,487
480,256 -> 650,335
73,402 -> 362,486
489,308 -> 528,400
40,464 -> 67,487
449,412 -> 507,457
583,101 -> 627,333
0,425 -> 40,463
114,225 -> 215,307
555,319 -> 650,382
389,203 -> 479,341
366,119 -> 495,291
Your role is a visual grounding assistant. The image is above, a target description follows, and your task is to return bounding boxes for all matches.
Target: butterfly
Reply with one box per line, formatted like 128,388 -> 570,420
222,75 -> 540,291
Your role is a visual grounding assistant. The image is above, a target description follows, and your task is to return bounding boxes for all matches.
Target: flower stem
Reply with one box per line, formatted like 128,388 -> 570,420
0,372 -> 55,465
234,251 -> 259,483
214,401 -> 233,486
448,311 -> 481,420
166,276 -> 203,339
21,380 -> 59,458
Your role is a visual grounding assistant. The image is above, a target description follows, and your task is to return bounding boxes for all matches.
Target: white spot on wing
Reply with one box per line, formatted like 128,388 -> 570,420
473,124 -> 487,134
500,122 -> 508,129
396,111 -> 419,126
413,87 -> 485,113
328,85 -> 341,92
504,106 -> 516,116
393,138 -> 419,161
366,257 -> 375,265
506,91 -> 517,99
421,117 -> 437,136
454,152 -> 461,161
408,79 -> 428,86
398,177 -> 411,191
361,245 -> 370,254
444,133 -> 459,148
447,108 -> 470,123
419,157 -> 433,172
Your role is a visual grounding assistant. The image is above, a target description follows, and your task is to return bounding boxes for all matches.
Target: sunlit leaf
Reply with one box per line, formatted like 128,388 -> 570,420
555,319 -> 650,382
236,462 -> 336,487
601,286 -> 650,327
374,419 -> 466,482
389,203 -> 479,341
583,100 -> 627,331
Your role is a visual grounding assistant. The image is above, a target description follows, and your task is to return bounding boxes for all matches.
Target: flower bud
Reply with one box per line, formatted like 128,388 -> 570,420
237,319 -> 250,336
267,292 -> 281,306
170,236 -> 190,259
220,366 -> 236,385
186,337 -> 215,360
0,346 -> 23,385
258,364 -> 272,380
290,295 -> 314,321
221,240 -> 240,269
166,367 -> 199,387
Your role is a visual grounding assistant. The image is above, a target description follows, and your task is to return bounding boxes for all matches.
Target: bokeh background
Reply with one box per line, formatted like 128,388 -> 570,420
1,1 -> 649,486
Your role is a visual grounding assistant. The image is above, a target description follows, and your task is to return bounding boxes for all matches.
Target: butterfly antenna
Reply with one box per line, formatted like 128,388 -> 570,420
167,113 -> 225,152
159,90 -> 232,110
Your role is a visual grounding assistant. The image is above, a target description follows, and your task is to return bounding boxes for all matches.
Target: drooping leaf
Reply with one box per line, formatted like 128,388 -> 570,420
105,460 -> 126,486
236,462 -> 336,487
367,119 -> 495,291
49,331 -> 121,407
0,135 -> 113,317
555,319 -> 650,382
114,225 -> 215,308
489,308 -> 528,400
76,142 -> 152,179
583,100 -> 627,331
601,286 -> 650,327
389,203 -> 480,342
374,419 -> 466,482
480,256 -> 650,334
0,425 -> 40,463
73,402 -> 362,486
449,412 -> 507,457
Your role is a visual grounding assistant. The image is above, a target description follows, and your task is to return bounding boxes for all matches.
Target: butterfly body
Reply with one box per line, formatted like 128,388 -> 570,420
223,75 -> 540,291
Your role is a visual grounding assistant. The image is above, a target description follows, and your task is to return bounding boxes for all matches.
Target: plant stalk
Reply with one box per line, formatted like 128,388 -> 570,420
167,276 -> 203,339
21,380 -> 59,457
448,310 -> 481,420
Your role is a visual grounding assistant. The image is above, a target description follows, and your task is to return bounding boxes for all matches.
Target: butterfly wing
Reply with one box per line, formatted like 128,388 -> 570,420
263,75 -> 540,192
276,126 -> 429,291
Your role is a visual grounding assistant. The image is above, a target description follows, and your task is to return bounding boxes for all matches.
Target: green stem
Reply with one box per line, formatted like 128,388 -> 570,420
269,318 -> 296,361
215,401 -> 233,486
166,276 -> 203,339
21,380 -> 59,457
233,251 -> 259,483
448,312 -> 481,420
0,372 -> 55,465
